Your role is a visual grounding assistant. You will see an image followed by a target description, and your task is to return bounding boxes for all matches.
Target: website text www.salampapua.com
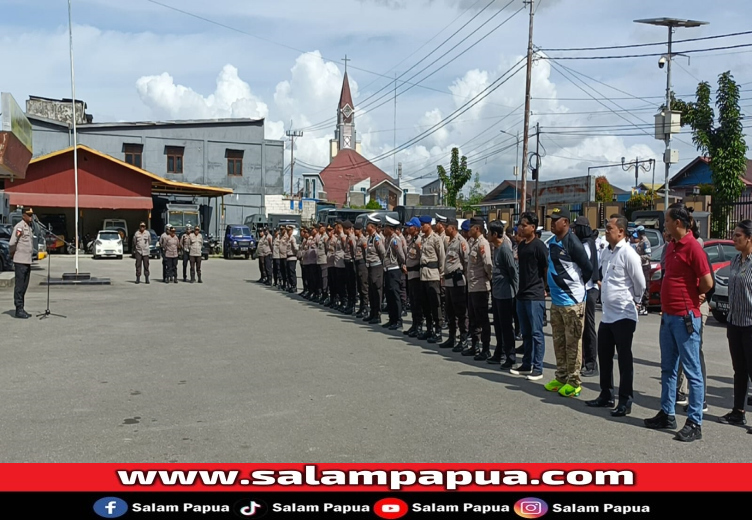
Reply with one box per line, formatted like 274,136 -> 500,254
117,467 -> 635,490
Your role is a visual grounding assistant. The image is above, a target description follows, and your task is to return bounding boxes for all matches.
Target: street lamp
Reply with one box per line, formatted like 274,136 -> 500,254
635,18 -> 708,210
500,129 -> 521,217
621,156 -> 654,191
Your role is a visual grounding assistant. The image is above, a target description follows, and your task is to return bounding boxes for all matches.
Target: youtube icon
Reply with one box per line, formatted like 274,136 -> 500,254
374,498 -> 408,519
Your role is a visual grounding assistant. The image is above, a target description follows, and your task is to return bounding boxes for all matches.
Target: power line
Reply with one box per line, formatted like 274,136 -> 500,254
542,42 -> 752,60
539,29 -> 752,52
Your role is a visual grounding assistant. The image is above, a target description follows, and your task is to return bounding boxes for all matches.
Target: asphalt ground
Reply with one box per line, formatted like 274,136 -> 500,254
0,255 -> 750,463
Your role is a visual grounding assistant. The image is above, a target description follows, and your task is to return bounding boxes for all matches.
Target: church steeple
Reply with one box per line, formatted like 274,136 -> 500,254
329,59 -> 361,163
338,71 -> 354,126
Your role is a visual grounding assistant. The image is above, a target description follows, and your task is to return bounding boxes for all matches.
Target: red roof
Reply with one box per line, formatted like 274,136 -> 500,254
319,148 -> 394,207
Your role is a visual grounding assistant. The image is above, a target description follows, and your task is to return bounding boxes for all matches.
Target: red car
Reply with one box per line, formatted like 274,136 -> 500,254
648,239 -> 736,308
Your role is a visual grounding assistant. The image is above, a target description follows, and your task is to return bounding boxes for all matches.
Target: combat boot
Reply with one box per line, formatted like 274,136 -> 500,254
198,275 -> 202,284
428,329 -> 442,344
355,304 -> 366,318
136,276 -> 140,285
438,333 -> 455,349
462,341 -> 477,357
474,344 -> 491,361
453,333 -> 468,353
403,324 -> 416,336
145,276 -> 150,284
417,326 -> 433,341
409,324 -> 423,338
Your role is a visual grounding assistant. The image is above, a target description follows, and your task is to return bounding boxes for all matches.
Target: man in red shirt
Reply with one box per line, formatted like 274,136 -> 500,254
644,203 -> 712,442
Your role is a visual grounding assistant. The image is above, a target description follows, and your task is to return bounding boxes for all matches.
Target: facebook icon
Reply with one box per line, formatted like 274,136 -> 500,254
93,497 -> 128,518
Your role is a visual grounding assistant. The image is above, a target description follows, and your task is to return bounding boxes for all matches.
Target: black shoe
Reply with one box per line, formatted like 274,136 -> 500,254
683,402 -> 709,413
145,278 -> 150,284
675,392 -> 689,406
427,332 -> 442,344
136,277 -> 141,284
644,410 -> 677,430
515,345 -> 524,354
381,321 -> 393,328
438,337 -> 455,349
500,359 -> 515,370
586,396 -> 615,408
474,348 -> 491,361
417,329 -> 432,341
486,353 -> 502,365
401,310 -> 408,317
718,410 -> 747,426
403,325 -> 416,336
388,321 -> 403,331
368,316 -> 382,325
301,291 -> 309,298
344,306 -> 355,315
409,326 -> 422,338
675,419 -> 702,442
581,366 -> 599,378
461,346 -> 477,357
362,314 -> 372,323
173,278 -> 178,284
355,308 -> 365,318
14,310 -> 29,319
611,403 -> 632,417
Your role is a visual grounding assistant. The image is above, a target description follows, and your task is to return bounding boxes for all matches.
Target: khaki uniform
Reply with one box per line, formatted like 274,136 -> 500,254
420,231 -> 445,331
272,235 -> 282,286
444,233 -> 469,342
133,229 -> 151,280
354,234 -> 369,310
405,234 -> 423,327
384,232 -> 406,324
188,233 -> 203,281
467,235 -> 493,349
9,220 -> 34,313
162,234 -> 180,282
344,232 -> 357,308
366,232 -> 386,319
180,232 -> 192,280
285,234 -> 298,291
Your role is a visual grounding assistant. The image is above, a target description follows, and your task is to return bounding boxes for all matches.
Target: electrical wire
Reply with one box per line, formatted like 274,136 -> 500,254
539,30 -> 752,52
542,42 -> 752,60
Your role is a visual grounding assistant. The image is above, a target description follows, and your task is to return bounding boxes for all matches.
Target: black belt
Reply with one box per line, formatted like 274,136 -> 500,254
444,270 -> 464,280
422,261 -> 439,269
344,259 -> 354,264
355,259 -> 365,265
407,265 -> 420,272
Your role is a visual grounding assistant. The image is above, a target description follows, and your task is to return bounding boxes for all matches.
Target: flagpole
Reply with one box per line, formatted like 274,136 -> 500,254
68,0 -> 79,274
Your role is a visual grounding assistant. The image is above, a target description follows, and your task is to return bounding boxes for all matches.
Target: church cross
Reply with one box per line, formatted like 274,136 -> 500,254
342,54 -> 350,73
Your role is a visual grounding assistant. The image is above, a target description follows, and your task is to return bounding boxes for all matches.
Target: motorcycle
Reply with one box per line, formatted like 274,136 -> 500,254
66,233 -> 93,255
208,234 -> 221,255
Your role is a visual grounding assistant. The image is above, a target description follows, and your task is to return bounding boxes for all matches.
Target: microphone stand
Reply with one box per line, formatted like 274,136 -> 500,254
33,217 -> 67,320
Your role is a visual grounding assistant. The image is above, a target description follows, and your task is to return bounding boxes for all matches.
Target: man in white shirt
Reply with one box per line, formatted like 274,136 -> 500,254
585,214 -> 646,417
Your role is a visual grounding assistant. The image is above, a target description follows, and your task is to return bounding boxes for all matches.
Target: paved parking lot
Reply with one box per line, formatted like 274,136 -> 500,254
1,255 -> 750,463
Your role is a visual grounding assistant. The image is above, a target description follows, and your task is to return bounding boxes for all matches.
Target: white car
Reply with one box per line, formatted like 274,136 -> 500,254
93,230 -> 124,259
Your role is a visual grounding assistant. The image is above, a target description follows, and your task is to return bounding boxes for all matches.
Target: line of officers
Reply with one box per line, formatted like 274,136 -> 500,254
253,214 -> 512,358
132,223 -> 204,284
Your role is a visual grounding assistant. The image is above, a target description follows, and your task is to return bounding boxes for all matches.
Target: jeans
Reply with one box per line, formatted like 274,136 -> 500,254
517,299 -> 546,373
660,313 -> 704,424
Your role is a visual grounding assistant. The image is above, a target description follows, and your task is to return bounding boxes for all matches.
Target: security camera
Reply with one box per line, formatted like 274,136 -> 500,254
658,56 -> 667,69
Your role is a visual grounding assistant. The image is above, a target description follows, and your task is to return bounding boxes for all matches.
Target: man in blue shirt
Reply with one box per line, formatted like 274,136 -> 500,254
544,208 -> 594,397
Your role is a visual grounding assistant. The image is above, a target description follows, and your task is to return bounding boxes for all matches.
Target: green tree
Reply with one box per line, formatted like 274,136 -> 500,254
461,172 -> 486,212
437,147 -> 472,209
365,199 -> 382,210
672,71 -> 748,237
594,176 -> 614,203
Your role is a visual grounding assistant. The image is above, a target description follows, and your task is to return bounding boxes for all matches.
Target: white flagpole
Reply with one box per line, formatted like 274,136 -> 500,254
68,0 -> 79,274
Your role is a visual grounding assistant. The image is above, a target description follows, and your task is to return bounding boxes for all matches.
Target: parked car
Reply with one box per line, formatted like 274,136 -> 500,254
93,230 -> 124,259
148,229 -> 161,259
0,224 -> 12,241
223,225 -> 256,259
102,219 -> 129,253
0,240 -> 13,271
711,264 -> 731,323
648,239 -> 735,308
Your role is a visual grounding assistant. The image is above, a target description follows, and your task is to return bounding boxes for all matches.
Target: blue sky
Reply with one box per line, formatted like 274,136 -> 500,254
2,0 -> 752,190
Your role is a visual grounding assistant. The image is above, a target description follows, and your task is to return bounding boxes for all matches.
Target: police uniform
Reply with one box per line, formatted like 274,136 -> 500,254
382,216 -> 406,329
159,229 -> 170,282
635,229 -> 652,313
315,227 -> 328,302
333,226 -> 347,310
256,229 -> 270,283
436,214 -> 450,330
278,232 -> 289,290
418,216 -> 446,342
162,229 -> 181,283
8,209 -> 35,318
263,230 -> 274,285
285,228 -> 298,293
343,221 -> 357,313
364,216 -> 386,323
403,218 -> 424,337
272,231 -> 281,287
353,223 -> 369,317
304,230 -> 318,298
188,229 -> 204,283
133,224 -> 151,284
397,230 -> 408,315
326,229 -> 337,306
465,218 -> 494,360
181,225 -> 193,281
440,220 -> 469,351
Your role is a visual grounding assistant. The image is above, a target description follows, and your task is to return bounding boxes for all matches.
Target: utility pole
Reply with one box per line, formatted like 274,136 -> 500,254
394,72 -> 397,179
286,128 -> 303,198
533,121 -> 540,210
520,0 -> 535,214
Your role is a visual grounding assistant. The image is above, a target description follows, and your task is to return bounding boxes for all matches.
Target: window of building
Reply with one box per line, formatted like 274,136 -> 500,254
123,143 -> 143,168
226,149 -> 244,176
165,146 -> 184,174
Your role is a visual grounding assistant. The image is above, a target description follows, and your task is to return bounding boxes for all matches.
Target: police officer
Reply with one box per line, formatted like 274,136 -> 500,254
256,227 -> 270,283
298,227 -> 310,297
440,218 -> 469,352
343,221 -> 358,314
285,225 -> 298,293
403,218 -> 423,338
159,226 -> 170,282
189,226 -> 204,283
417,215 -> 445,343
8,207 -> 35,318
465,217 -> 493,360
272,228 -> 281,287
133,222 -> 151,285
279,228 -> 289,291
353,222 -> 369,318
333,221 -> 347,312
315,223 -> 329,303
364,215 -> 385,324
634,226 -> 652,316
435,214 -> 449,330
262,227 -> 274,285
395,225 -> 409,317
181,224 -> 193,282
382,216 -> 406,330
162,226 -> 181,283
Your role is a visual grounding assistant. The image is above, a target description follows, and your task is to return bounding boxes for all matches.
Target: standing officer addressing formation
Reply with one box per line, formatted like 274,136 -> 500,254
8,207 -> 35,319
133,222 -> 151,284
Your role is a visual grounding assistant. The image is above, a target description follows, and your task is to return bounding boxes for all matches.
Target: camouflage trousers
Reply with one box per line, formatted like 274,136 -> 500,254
551,302 -> 586,388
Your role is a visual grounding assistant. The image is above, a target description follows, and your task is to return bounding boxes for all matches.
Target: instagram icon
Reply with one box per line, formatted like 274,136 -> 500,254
514,497 -> 549,519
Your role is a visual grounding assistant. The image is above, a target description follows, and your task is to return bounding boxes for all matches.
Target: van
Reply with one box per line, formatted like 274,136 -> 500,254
102,219 -> 129,253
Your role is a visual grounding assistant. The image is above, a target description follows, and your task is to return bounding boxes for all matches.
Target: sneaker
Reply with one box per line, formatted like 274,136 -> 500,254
675,419 -> 702,442
644,410 -> 677,430
675,393 -> 689,406
718,410 -> 747,426
559,384 -> 582,398
544,379 -> 564,393
683,402 -> 709,413
510,366 -> 533,376
526,371 -> 543,381
581,366 -> 599,378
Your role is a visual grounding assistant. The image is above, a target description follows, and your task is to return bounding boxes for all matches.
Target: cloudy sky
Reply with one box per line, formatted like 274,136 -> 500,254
3,0 -> 752,192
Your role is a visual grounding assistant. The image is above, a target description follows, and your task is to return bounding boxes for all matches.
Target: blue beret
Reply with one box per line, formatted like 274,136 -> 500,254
407,217 -> 421,228
419,215 -> 432,224
461,220 -> 471,231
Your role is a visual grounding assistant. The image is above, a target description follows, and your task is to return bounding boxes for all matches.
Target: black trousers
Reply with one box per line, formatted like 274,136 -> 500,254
13,263 -> 31,311
408,277 -> 423,326
272,257 -> 279,285
356,261 -> 368,308
385,268 -> 402,324
512,297 -> 520,335
258,255 -> 266,280
445,284 -> 468,337
468,291 -> 491,346
328,266 -> 336,300
400,273 -> 408,309
641,265 -> 651,307
492,297 -> 516,362
727,324 -> 752,411
182,251 -> 190,279
166,257 -> 178,280
582,288 -> 599,369
317,264 -> 327,294
264,255 -> 272,282
135,252 -> 150,278
189,256 -> 202,279
301,263 -> 309,292
286,259 -> 297,290
598,319 -> 637,403
162,255 -> 168,280
335,267 -> 347,302
368,266 -> 384,318
440,284 -> 447,323
421,280 -> 441,330
277,258 -> 287,287
344,261 -> 357,306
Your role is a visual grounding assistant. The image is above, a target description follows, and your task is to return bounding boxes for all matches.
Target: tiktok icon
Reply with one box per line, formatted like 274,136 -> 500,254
234,499 -> 268,518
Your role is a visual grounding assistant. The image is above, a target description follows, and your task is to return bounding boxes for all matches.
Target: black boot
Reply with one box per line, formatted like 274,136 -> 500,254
403,324 -> 416,336
438,332 -> 455,349
173,277 -> 178,284
453,333 -> 468,353
427,329 -> 442,344
462,341 -> 477,357
145,276 -> 150,284
417,326 -> 433,341
474,344 -> 491,361
136,276 -> 140,285
409,324 -> 423,338
198,275 -> 202,284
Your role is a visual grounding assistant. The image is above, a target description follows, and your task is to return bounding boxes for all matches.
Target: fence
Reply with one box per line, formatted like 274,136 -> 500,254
710,192 -> 752,239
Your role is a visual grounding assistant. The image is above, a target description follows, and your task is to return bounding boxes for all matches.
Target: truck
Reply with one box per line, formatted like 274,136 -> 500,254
164,203 -> 201,235
243,213 -> 268,237
268,213 -> 302,235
